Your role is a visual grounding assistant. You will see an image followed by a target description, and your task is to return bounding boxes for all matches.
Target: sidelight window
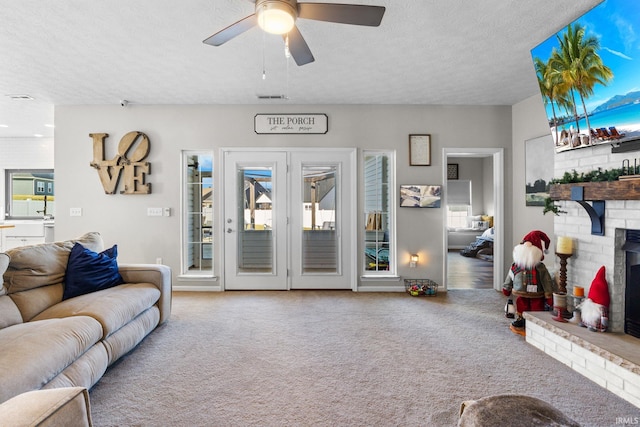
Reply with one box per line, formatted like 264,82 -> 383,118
363,150 -> 395,275
181,151 -> 213,276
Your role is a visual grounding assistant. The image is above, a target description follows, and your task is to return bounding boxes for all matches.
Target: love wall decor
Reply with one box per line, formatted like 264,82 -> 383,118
89,131 -> 152,195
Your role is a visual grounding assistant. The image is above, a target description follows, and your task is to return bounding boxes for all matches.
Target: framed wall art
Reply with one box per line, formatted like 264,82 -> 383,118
400,185 -> 441,208
409,134 -> 431,166
525,134 -> 554,206
447,163 -> 459,180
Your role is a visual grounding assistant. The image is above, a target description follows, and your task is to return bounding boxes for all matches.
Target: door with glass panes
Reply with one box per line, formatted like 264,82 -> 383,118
223,149 -> 355,290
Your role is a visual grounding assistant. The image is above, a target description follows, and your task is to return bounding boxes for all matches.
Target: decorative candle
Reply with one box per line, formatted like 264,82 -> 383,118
574,286 -> 584,297
556,236 -> 573,255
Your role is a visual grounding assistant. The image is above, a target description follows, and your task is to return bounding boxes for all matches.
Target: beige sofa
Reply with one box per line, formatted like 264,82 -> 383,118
0,232 -> 171,406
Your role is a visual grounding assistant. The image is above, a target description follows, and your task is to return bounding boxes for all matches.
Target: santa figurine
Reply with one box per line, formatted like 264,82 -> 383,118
503,230 -> 556,336
577,266 -> 609,332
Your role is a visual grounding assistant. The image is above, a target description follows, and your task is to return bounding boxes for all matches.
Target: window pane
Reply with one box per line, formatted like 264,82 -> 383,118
302,164 -> 337,273
5,170 -> 55,219
239,167 -> 273,273
182,153 -> 213,275
447,205 -> 471,228
363,152 -> 393,274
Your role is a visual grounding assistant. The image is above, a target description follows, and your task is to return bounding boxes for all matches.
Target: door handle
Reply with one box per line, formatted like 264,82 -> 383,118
227,228 -> 234,233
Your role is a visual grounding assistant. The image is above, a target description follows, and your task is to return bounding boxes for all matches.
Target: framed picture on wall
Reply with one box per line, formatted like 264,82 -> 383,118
400,185 -> 441,208
409,134 -> 431,166
447,163 -> 459,180
525,134 -> 554,206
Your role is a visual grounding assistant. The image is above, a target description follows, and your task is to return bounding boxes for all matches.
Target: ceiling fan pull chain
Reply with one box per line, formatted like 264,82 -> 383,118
262,28 -> 267,80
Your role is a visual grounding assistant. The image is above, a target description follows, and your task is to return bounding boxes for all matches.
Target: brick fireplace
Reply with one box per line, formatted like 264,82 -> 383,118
553,145 -> 640,334
527,142 -> 640,408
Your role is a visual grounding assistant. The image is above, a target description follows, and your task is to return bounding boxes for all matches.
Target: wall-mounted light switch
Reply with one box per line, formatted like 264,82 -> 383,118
70,208 -> 82,217
147,207 -> 163,217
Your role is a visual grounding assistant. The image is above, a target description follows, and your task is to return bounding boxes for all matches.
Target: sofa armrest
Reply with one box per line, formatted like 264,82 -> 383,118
118,264 -> 172,325
0,387 -> 92,427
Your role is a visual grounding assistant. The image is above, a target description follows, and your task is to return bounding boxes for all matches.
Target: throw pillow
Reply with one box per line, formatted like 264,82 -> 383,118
63,243 -> 124,300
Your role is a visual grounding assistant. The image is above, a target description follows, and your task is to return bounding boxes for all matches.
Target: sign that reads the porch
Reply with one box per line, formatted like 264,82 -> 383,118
254,114 -> 328,134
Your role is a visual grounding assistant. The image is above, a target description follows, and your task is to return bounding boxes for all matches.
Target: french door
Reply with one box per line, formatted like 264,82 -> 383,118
223,149 -> 355,290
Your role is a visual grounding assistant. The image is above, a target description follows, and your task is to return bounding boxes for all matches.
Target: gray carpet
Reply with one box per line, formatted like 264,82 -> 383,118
89,290 -> 639,426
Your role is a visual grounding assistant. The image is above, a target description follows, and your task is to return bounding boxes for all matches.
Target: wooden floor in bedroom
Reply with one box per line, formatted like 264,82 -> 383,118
447,250 -> 494,289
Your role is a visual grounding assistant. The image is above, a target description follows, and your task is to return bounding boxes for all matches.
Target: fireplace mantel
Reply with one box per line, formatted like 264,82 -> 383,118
550,180 -> 640,201
550,180 -> 640,235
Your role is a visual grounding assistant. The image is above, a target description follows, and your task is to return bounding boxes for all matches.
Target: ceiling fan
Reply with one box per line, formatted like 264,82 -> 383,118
203,0 -> 386,66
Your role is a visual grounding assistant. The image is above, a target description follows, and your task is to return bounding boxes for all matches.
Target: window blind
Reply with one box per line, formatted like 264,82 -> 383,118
447,180 -> 471,205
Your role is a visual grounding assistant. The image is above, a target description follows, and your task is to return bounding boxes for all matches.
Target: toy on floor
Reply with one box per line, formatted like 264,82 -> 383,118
502,230 -> 557,336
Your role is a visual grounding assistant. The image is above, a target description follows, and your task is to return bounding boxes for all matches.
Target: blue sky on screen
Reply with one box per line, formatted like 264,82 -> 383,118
531,0 -> 640,115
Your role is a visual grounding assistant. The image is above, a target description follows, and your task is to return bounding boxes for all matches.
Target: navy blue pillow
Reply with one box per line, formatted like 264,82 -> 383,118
63,242 -> 124,300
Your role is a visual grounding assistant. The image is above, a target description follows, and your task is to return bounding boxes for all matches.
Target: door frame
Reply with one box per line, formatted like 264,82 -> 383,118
441,148 -> 504,291
220,147 -> 358,291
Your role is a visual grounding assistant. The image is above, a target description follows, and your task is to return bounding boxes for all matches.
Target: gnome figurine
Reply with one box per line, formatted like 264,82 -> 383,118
577,266 -> 610,332
503,230 -> 556,336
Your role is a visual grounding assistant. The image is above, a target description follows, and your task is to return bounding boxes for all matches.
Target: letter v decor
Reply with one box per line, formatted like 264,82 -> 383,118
89,131 -> 152,194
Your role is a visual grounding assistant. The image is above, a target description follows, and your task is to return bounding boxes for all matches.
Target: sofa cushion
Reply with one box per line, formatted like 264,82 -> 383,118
33,283 -> 161,339
102,306 -> 160,365
0,387 -> 92,427
43,344 -> 109,392
0,316 -> 103,404
63,243 -> 124,300
3,232 -> 104,294
8,283 -> 64,323
0,295 -> 23,329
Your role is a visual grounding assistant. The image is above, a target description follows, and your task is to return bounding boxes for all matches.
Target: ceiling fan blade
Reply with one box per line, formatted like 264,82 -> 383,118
203,14 -> 258,46
285,26 -> 315,66
297,3 -> 385,26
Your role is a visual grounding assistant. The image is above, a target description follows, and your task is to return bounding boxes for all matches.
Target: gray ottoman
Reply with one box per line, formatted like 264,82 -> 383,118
458,394 -> 580,427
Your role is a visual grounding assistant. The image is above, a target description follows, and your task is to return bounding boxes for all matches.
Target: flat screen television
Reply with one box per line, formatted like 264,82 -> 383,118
531,0 -> 640,152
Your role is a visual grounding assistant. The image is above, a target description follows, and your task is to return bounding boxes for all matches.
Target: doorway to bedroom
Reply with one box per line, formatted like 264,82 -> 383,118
442,149 -> 504,291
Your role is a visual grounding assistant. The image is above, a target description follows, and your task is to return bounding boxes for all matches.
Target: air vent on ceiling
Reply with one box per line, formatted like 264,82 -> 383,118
6,94 -> 35,101
257,95 -> 288,100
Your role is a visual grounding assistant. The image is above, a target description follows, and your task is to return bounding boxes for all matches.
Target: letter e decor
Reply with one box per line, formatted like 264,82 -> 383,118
89,131 -> 152,195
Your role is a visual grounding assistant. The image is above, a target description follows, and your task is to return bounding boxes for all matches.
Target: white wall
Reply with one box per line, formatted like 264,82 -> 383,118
54,104 -> 513,290
482,156 -> 494,215
511,95 -> 555,265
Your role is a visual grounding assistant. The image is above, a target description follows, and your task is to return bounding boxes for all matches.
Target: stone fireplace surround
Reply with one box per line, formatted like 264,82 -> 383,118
526,142 -> 640,408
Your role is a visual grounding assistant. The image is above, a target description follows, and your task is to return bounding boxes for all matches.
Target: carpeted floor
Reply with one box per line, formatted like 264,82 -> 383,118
89,290 -> 639,426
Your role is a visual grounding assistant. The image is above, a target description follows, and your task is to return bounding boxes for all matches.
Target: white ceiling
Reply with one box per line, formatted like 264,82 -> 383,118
0,0 -> 601,138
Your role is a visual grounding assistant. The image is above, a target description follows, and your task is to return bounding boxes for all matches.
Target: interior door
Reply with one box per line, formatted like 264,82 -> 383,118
223,151 -> 288,290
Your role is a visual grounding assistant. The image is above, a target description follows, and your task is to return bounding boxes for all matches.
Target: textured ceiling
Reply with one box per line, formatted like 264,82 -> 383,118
0,0 -> 601,138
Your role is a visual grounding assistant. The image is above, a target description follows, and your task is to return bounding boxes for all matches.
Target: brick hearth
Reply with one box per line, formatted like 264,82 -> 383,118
525,311 -> 640,408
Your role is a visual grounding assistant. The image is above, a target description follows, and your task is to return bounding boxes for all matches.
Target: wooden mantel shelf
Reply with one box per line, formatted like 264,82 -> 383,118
550,180 -> 640,201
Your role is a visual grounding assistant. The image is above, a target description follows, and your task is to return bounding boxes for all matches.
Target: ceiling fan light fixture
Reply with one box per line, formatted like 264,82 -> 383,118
257,0 -> 296,35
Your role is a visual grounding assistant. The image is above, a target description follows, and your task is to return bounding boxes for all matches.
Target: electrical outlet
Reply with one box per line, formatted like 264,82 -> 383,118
147,207 -> 163,217
70,207 -> 82,217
